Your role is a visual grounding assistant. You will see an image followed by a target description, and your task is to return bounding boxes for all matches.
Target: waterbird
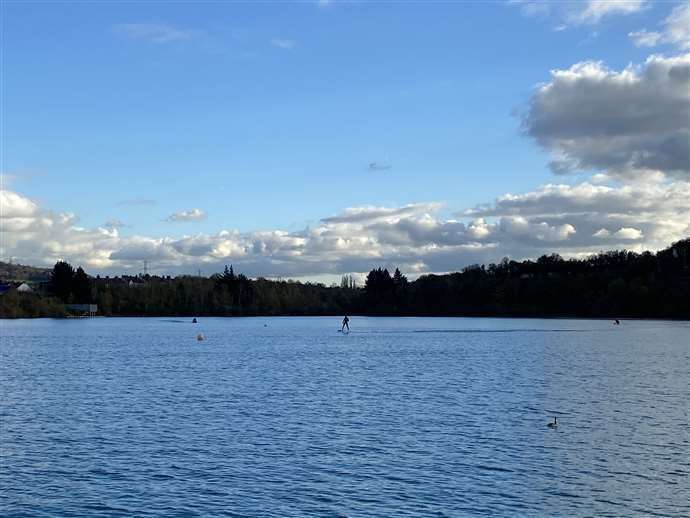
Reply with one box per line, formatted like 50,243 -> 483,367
196,333 -> 205,342
547,417 -> 558,428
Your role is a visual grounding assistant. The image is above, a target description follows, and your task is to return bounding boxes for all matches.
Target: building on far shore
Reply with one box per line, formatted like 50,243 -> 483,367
0,281 -> 36,294
65,304 -> 98,317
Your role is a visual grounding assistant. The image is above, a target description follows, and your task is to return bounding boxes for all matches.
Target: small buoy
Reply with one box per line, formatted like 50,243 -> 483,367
196,333 -> 205,341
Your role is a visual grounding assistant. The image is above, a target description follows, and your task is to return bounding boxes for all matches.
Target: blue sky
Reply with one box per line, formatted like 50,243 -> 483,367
2,1 -> 689,279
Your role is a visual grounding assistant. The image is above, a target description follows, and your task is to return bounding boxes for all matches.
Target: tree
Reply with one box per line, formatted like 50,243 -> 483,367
365,267 -> 394,294
393,268 -> 408,288
73,267 -> 92,303
340,274 -> 357,289
218,264 -> 237,289
50,261 -> 75,302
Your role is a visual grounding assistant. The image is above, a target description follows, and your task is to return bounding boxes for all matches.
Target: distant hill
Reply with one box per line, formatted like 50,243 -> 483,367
0,262 -> 51,282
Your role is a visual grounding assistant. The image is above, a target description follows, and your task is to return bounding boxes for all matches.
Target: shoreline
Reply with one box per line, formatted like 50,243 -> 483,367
2,314 -> 688,322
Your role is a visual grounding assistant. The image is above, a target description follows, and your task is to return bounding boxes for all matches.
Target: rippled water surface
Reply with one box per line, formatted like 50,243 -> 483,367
1,317 -> 689,517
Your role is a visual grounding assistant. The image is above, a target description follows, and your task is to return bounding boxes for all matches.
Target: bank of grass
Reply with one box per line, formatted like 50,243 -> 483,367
0,292 -> 66,318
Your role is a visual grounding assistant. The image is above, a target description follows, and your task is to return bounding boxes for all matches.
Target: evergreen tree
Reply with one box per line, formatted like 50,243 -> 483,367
50,261 -> 75,302
73,267 -> 92,303
393,268 -> 408,287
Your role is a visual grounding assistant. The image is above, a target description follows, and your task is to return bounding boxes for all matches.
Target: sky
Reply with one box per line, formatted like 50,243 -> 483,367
1,0 -> 689,282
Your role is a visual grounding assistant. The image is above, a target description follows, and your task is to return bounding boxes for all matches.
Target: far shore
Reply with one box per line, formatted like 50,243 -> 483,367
3,314 -> 688,322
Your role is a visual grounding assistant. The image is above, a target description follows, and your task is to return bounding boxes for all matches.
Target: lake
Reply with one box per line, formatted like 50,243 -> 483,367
1,317 -> 688,517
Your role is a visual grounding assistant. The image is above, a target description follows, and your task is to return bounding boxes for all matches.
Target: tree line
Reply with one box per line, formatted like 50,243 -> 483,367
1,238 -> 688,318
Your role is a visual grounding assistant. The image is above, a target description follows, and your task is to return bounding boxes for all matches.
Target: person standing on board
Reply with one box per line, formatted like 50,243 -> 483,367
341,315 -> 350,332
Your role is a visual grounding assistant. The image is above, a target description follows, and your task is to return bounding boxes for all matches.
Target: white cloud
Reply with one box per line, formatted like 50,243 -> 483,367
2,178 -> 687,279
464,181 -> 690,218
114,23 -> 198,44
322,203 -> 442,224
166,208 -> 207,222
665,2 -> 690,49
524,53 -> 690,181
270,39 -> 296,50
629,29 -> 662,47
629,3 -> 690,49
510,0 -> 647,26
0,189 -> 38,219
614,227 -> 644,239
571,0 -> 647,25
465,179 -> 689,252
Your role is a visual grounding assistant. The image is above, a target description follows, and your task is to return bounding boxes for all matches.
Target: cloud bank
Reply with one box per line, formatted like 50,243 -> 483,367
2,178 -> 687,279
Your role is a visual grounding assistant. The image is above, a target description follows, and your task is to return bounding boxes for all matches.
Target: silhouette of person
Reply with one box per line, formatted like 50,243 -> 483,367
341,315 -> 350,332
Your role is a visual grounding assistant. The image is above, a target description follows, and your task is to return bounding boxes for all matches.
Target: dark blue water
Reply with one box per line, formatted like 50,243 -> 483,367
1,317 -> 688,517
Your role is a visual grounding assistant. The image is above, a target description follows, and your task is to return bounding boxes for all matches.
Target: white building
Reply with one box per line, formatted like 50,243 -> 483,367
16,283 -> 33,293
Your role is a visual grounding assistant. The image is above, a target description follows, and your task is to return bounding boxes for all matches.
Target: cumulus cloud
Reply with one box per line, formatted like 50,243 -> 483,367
465,180 -> 689,252
614,227 -> 644,240
464,181 -> 690,218
524,53 -> 690,181
166,208 -> 207,222
1,190 -> 38,219
114,23 -> 198,44
629,3 -> 690,49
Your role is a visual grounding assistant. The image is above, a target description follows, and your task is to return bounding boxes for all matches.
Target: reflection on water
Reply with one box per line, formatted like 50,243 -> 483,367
1,317 -> 688,516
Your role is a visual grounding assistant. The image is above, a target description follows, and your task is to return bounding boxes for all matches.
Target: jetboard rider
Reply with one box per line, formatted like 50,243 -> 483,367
341,315 -> 350,332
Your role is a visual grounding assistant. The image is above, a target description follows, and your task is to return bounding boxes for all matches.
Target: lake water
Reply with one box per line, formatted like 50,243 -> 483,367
1,317 -> 688,517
